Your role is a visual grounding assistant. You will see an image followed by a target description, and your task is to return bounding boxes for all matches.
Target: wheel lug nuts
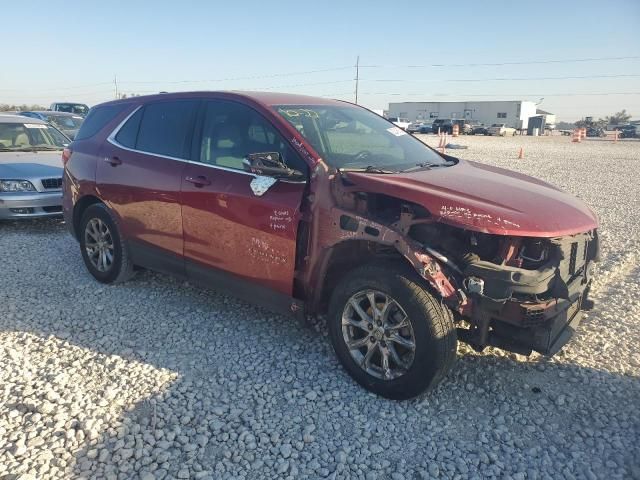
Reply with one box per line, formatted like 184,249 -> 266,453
368,324 -> 373,330
369,336 -> 375,343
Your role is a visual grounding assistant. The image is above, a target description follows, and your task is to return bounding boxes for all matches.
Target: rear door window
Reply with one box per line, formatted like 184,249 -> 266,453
136,100 -> 198,159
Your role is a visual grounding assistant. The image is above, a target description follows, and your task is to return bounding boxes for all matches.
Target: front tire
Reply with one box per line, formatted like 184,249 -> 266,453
79,203 -> 134,284
328,263 -> 457,400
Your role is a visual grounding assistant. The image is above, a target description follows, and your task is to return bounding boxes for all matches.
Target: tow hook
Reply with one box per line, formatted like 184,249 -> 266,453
457,294 -> 491,352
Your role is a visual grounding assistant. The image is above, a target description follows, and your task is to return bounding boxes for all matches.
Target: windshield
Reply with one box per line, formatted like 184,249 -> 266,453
54,103 -> 89,115
47,115 -> 84,130
0,122 -> 69,151
275,105 -> 449,171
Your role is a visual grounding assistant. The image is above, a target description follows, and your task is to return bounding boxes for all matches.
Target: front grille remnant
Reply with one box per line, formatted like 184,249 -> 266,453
569,242 -> 578,275
522,308 -> 546,327
41,178 -> 62,189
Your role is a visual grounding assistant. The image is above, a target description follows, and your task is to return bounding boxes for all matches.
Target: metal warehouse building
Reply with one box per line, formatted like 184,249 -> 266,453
387,100 -> 538,129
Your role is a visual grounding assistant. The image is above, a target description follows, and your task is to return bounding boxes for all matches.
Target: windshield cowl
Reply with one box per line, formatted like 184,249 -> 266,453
339,165 -> 398,174
400,159 -> 457,173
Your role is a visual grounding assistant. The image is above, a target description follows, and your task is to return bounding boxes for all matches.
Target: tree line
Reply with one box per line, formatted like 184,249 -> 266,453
0,104 -> 47,112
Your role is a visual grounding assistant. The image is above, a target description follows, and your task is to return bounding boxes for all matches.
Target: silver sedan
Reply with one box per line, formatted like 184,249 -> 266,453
0,114 -> 69,219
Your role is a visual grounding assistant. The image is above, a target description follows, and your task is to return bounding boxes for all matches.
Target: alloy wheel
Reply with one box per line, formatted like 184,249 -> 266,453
84,218 -> 114,272
341,290 -> 416,380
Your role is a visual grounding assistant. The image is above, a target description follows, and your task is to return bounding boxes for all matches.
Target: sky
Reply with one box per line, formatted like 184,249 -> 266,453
2,0 -> 639,121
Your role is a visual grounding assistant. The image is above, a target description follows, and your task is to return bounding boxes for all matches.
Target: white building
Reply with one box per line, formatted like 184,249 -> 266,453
387,100 -> 538,130
536,109 -> 556,128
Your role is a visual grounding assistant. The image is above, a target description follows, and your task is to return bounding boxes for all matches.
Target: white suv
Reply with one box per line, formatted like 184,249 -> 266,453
387,117 -> 411,131
488,123 -> 517,136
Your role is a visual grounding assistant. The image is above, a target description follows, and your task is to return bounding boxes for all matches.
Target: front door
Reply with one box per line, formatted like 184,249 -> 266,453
181,99 -> 308,300
97,99 -> 198,267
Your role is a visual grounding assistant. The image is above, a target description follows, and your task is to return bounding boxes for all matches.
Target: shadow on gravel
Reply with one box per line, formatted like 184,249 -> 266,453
2,220 -> 639,479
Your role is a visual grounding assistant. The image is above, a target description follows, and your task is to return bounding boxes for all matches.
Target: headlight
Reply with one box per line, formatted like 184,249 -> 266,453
0,180 -> 36,192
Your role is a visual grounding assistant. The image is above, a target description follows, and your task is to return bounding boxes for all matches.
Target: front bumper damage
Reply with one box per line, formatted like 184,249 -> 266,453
456,231 -> 599,356
311,171 -> 599,358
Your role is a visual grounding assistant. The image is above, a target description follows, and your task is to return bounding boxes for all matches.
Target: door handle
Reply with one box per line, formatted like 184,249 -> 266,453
185,175 -> 211,187
104,156 -> 122,166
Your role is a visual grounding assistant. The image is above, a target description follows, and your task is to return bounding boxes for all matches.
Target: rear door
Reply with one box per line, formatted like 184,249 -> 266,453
97,99 -> 198,272
180,99 -> 308,300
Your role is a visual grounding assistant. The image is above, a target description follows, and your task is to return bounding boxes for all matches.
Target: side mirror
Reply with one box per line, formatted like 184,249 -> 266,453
242,152 -> 304,181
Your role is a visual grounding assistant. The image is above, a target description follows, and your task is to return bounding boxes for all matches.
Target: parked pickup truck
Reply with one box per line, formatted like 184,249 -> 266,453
63,92 -> 599,399
487,123 -> 517,136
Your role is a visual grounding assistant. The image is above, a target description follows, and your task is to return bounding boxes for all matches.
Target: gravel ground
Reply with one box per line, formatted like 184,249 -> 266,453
1,135 -> 639,480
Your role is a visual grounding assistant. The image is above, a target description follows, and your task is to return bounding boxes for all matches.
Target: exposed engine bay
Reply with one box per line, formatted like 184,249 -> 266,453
328,186 -> 600,356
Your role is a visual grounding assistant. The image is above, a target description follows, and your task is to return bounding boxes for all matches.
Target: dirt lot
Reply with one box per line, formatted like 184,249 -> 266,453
1,135 -> 639,479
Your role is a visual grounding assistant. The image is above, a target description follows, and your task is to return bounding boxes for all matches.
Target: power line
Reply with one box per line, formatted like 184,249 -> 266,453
99,55 -> 640,88
250,79 -> 353,90
116,79 -> 354,96
0,82 -> 113,93
2,55 -> 638,96
354,91 -> 640,97
367,74 -> 640,83
0,89 -> 115,101
359,55 -> 640,69
115,73 -> 640,97
118,66 -> 353,86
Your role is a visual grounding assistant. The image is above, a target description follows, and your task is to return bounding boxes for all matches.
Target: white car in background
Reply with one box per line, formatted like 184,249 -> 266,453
487,123 -> 517,136
0,115 -> 68,219
387,117 -> 411,131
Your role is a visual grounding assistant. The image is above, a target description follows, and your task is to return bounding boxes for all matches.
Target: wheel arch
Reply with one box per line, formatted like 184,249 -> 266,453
72,195 -> 104,241
315,239 -> 418,315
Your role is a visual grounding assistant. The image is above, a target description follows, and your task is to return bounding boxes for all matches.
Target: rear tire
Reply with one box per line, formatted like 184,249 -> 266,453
79,203 -> 134,284
328,263 -> 457,400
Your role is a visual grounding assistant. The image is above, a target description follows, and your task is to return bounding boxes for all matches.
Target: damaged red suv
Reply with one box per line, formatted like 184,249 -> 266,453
63,92 -> 599,399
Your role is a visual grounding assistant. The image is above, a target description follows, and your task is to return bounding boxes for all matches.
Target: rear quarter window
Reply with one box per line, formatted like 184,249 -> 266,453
114,108 -> 143,148
74,104 -> 128,141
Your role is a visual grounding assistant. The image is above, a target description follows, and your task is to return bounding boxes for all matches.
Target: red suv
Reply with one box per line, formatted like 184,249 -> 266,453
63,92 -> 599,399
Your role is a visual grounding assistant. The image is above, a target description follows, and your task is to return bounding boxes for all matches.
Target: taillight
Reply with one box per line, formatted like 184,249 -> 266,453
62,147 -> 72,166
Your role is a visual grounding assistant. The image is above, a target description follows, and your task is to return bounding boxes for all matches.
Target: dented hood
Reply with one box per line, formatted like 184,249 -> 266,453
344,159 -> 598,237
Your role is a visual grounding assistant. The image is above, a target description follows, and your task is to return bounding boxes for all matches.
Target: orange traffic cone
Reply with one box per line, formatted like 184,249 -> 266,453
572,129 -> 581,143
518,147 -> 524,159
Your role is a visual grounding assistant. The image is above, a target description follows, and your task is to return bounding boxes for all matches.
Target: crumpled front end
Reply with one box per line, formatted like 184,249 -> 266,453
455,231 -> 599,355
304,167 -> 599,357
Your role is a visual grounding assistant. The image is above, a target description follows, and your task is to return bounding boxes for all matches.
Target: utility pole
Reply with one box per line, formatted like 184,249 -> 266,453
114,75 -> 119,100
354,55 -> 359,105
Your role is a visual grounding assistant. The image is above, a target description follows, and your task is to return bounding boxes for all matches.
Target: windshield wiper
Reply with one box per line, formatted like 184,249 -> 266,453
12,146 -> 63,152
401,161 -> 454,173
340,165 -> 397,174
